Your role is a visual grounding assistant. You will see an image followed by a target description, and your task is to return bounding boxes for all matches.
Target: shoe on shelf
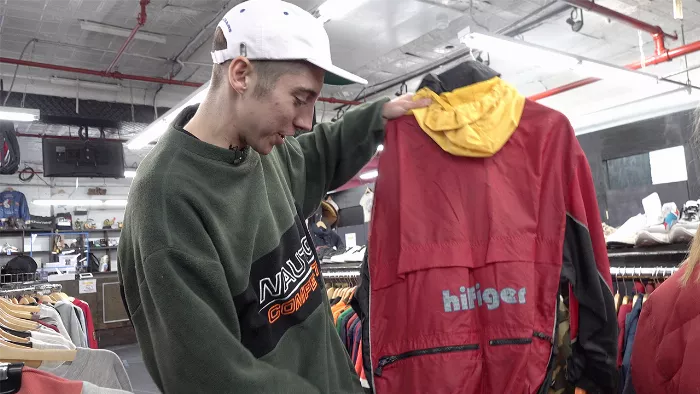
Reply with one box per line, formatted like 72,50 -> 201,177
670,200 -> 700,244
345,246 -> 366,263
606,214 -> 646,247
635,202 -> 679,247
324,248 -> 345,263
330,246 -> 362,263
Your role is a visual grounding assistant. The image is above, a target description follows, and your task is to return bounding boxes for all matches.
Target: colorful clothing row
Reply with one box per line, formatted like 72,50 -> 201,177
331,297 -> 368,388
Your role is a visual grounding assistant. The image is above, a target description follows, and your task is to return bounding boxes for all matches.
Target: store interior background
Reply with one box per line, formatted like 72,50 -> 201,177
2,0 -> 700,391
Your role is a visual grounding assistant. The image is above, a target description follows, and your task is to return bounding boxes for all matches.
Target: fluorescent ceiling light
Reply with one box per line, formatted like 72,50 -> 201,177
460,31 -> 663,85
103,199 -> 128,207
50,77 -> 121,92
316,0 -> 370,23
123,170 -> 137,178
127,83 -> 209,150
0,106 -> 40,122
359,170 -> 378,180
80,20 -> 167,44
33,200 -> 103,206
162,4 -> 201,16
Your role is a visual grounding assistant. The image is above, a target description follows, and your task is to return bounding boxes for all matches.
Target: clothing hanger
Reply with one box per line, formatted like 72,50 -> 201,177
0,298 -> 39,313
620,268 -> 629,306
0,310 -> 36,332
0,340 -> 77,369
0,338 -> 28,350
317,221 -> 327,230
0,326 -> 29,344
613,278 -> 620,313
0,300 -> 33,320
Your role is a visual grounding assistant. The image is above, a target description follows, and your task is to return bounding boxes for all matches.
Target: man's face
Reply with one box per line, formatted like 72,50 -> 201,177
239,64 -> 324,155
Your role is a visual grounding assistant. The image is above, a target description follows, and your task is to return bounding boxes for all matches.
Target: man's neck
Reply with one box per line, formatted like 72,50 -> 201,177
184,102 -> 244,150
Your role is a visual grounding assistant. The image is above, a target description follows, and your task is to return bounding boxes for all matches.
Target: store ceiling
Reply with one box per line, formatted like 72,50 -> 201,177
1,0 -> 700,160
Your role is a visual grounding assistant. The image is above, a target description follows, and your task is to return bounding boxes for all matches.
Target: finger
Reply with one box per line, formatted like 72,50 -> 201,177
407,98 -> 432,108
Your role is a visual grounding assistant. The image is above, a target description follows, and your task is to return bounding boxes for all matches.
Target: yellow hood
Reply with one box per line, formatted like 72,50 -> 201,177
409,77 -> 525,157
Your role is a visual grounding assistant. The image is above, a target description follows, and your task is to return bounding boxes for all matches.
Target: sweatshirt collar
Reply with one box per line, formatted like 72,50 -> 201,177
164,104 -> 260,167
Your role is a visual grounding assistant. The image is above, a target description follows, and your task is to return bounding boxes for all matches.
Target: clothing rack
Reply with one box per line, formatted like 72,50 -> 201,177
0,272 -> 39,284
0,280 -> 61,298
610,266 -> 678,278
323,271 -> 360,279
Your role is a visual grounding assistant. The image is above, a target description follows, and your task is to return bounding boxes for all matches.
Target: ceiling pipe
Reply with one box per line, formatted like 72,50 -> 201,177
528,39 -> 700,101
106,0 -> 151,73
558,0 -> 677,57
0,58 -> 361,105
0,57 -> 202,88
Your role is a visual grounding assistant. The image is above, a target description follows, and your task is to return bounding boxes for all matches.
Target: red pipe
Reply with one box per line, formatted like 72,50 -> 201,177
0,57 -> 362,105
0,57 -> 201,87
106,0 -> 150,73
528,39 -> 700,101
559,0 -> 677,46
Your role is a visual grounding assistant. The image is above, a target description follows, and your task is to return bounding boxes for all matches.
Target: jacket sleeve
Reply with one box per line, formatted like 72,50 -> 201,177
562,144 -> 618,393
127,247 -> 322,394
284,99 -> 389,218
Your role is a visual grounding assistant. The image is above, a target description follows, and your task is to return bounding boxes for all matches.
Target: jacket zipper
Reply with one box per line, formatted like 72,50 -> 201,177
489,331 -> 553,346
374,344 -> 479,377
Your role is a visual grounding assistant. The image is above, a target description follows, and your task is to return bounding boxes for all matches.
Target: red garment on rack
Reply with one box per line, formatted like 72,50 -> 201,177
617,303 -> 633,367
73,298 -> 98,349
632,266 -> 700,394
34,320 -> 59,333
17,367 -> 82,394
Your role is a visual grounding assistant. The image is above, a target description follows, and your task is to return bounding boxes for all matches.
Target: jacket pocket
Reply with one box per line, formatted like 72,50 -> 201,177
374,343 -> 479,376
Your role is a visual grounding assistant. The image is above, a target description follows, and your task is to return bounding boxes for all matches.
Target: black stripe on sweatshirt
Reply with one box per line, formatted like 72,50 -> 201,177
233,213 -> 324,358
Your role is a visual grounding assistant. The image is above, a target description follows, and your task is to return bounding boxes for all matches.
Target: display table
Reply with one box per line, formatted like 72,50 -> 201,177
52,271 -> 136,348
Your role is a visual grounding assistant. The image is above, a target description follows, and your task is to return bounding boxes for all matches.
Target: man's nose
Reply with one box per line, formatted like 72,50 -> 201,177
293,107 -> 315,132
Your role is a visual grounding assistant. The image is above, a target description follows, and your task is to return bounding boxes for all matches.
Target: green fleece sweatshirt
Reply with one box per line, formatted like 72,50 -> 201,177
118,99 -> 387,394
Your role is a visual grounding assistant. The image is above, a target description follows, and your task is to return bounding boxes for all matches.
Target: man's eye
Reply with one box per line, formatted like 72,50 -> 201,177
294,97 -> 306,106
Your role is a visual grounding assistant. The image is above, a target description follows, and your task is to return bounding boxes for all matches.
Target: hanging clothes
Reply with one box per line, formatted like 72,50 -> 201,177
631,265 -> 700,394
0,189 -> 30,221
354,74 -> 617,394
72,299 -> 98,349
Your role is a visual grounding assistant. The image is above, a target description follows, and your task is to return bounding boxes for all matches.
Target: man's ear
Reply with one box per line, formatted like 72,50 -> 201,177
228,57 -> 251,94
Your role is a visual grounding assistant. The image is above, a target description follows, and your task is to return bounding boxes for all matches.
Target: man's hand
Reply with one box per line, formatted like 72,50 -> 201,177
381,94 -> 432,123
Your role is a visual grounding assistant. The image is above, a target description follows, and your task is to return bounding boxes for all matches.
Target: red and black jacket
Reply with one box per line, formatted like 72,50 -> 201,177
351,95 -> 617,394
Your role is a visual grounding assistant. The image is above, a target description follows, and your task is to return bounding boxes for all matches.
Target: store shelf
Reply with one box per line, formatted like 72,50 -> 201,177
0,229 -> 50,235
320,262 -> 362,270
58,228 -> 121,234
607,243 -> 690,266
90,246 -> 119,251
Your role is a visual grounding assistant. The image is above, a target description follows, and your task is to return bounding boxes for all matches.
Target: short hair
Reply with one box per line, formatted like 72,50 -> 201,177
210,27 -> 308,98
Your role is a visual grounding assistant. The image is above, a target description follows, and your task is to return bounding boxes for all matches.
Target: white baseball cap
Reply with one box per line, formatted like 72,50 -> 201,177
211,0 -> 367,86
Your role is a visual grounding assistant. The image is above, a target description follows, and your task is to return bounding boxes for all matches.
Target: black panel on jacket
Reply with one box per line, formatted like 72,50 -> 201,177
561,215 -> 618,394
417,60 -> 501,93
350,251 -> 374,391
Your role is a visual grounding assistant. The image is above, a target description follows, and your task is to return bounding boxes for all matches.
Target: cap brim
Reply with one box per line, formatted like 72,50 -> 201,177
306,58 -> 368,86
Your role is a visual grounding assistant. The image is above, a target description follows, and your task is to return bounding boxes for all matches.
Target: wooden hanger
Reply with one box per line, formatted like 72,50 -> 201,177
0,298 -> 40,313
0,338 -> 28,350
0,300 -> 34,320
0,326 -> 29,344
0,340 -> 77,368
0,310 -> 37,332
614,291 -> 620,313
327,287 -> 335,300
316,221 -> 327,229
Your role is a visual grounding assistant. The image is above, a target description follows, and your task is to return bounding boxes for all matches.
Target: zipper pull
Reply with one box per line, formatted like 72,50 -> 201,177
374,357 -> 393,377
533,331 -> 553,343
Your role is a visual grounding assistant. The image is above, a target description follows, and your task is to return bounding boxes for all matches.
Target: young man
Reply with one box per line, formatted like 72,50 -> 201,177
118,1 -> 430,393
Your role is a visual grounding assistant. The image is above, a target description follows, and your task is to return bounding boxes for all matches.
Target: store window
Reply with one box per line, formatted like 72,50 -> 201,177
606,145 -> 687,190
